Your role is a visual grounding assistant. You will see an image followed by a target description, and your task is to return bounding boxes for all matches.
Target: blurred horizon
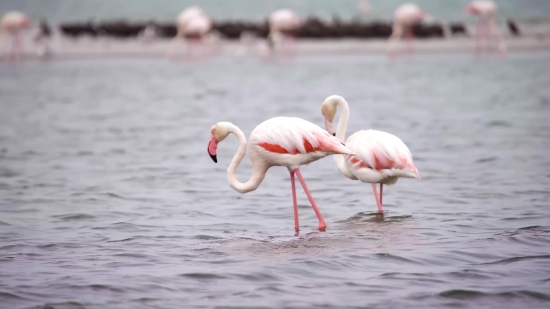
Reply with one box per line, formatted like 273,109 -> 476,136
1,0 -> 550,24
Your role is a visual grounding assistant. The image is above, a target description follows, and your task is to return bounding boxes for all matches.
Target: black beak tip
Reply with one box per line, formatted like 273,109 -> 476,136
209,154 -> 217,163
332,133 -> 336,137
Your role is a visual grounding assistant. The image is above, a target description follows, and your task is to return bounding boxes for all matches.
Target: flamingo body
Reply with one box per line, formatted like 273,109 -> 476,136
249,117 -> 352,169
183,15 -> 212,37
387,3 -> 426,57
177,7 -> 206,27
393,3 -> 425,27
0,11 -> 31,60
269,9 -> 301,32
321,95 -> 420,213
208,116 -> 355,233
1,11 -> 30,32
168,6 -> 218,59
464,0 -> 506,56
341,130 -> 419,184
264,9 -> 302,58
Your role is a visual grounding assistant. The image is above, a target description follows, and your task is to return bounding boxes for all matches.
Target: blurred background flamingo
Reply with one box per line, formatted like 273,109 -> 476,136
0,11 -> 31,61
465,0 -> 507,56
262,9 -> 302,58
207,118 -> 355,233
321,95 -> 420,214
386,3 -> 427,57
166,6 -> 219,60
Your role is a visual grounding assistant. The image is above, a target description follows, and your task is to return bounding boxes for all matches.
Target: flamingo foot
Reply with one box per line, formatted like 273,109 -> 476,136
317,222 -> 326,232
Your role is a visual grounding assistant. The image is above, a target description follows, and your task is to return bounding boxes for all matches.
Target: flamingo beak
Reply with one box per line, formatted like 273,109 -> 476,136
325,118 -> 335,136
207,134 -> 218,163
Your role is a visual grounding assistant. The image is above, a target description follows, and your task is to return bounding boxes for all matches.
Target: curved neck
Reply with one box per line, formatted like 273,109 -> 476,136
334,97 -> 350,141
332,97 -> 353,178
226,124 -> 266,194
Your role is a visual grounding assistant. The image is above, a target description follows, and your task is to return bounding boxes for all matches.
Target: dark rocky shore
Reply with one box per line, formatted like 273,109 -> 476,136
56,17 -> 520,40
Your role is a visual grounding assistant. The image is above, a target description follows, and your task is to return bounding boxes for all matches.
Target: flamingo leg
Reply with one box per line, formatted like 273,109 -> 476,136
380,183 -> 383,206
10,33 -> 20,61
371,183 -> 383,213
475,19 -> 487,56
405,29 -> 414,55
485,19 -> 493,54
290,170 -> 300,234
294,168 -> 327,231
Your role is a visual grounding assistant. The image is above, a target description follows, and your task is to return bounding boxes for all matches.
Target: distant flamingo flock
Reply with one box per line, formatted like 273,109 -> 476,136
0,1 -> 512,61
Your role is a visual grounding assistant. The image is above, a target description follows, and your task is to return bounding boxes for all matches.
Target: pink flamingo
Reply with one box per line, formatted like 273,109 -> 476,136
0,11 -> 31,61
321,96 -> 420,213
386,3 -> 427,57
207,117 -> 356,233
465,1 -> 506,56
167,6 -> 218,59
265,9 -> 302,58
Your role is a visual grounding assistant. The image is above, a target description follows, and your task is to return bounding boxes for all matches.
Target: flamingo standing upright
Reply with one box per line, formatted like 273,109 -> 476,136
207,117 -> 356,233
0,11 -> 31,61
321,95 -> 420,213
464,0 -> 506,56
264,9 -> 302,58
167,6 -> 219,59
386,3 -> 426,57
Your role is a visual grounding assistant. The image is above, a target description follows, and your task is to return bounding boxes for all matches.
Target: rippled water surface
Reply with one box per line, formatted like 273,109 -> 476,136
1,53 -> 550,309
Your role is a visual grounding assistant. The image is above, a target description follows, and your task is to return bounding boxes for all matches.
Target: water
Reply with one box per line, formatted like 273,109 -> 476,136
1,0 -> 550,23
1,52 -> 550,309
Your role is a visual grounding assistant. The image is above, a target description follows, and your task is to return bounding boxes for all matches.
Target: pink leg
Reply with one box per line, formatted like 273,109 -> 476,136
405,30 -> 414,55
475,20 -> 482,56
371,183 -> 383,213
485,21 -> 493,54
290,170 -> 300,234
294,168 -> 327,231
380,183 -> 383,206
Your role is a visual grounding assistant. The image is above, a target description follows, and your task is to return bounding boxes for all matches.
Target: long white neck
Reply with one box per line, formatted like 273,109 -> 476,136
332,97 -> 353,178
225,124 -> 267,194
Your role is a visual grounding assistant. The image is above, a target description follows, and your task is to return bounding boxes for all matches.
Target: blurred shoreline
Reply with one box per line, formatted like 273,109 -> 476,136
2,36 -> 550,61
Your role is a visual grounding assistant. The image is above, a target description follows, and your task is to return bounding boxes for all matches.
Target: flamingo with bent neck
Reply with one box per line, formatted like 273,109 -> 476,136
207,117 -> 356,233
321,95 -> 420,213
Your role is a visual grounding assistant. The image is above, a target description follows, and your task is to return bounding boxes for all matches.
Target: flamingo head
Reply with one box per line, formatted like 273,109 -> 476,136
208,122 -> 231,163
321,97 -> 338,136
464,4 -> 478,15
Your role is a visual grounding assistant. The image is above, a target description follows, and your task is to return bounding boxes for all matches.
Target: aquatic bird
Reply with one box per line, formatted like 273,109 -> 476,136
0,11 -> 31,60
207,117 -> 356,233
264,9 -> 302,58
321,95 -> 420,213
464,0 -> 507,56
167,7 -> 218,59
387,3 -> 426,57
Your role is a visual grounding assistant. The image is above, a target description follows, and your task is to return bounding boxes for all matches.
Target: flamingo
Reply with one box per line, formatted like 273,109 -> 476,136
167,7 -> 219,59
321,95 -> 420,213
264,9 -> 302,58
0,11 -> 31,61
207,117 -> 356,233
386,3 -> 426,57
464,0 -> 507,56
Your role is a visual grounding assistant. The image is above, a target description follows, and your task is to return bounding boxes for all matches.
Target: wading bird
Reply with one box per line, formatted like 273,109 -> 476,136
464,0 -> 506,56
387,3 -> 426,57
207,117 -> 356,233
263,9 -> 302,58
167,7 -> 218,59
321,95 -> 420,213
0,11 -> 31,61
